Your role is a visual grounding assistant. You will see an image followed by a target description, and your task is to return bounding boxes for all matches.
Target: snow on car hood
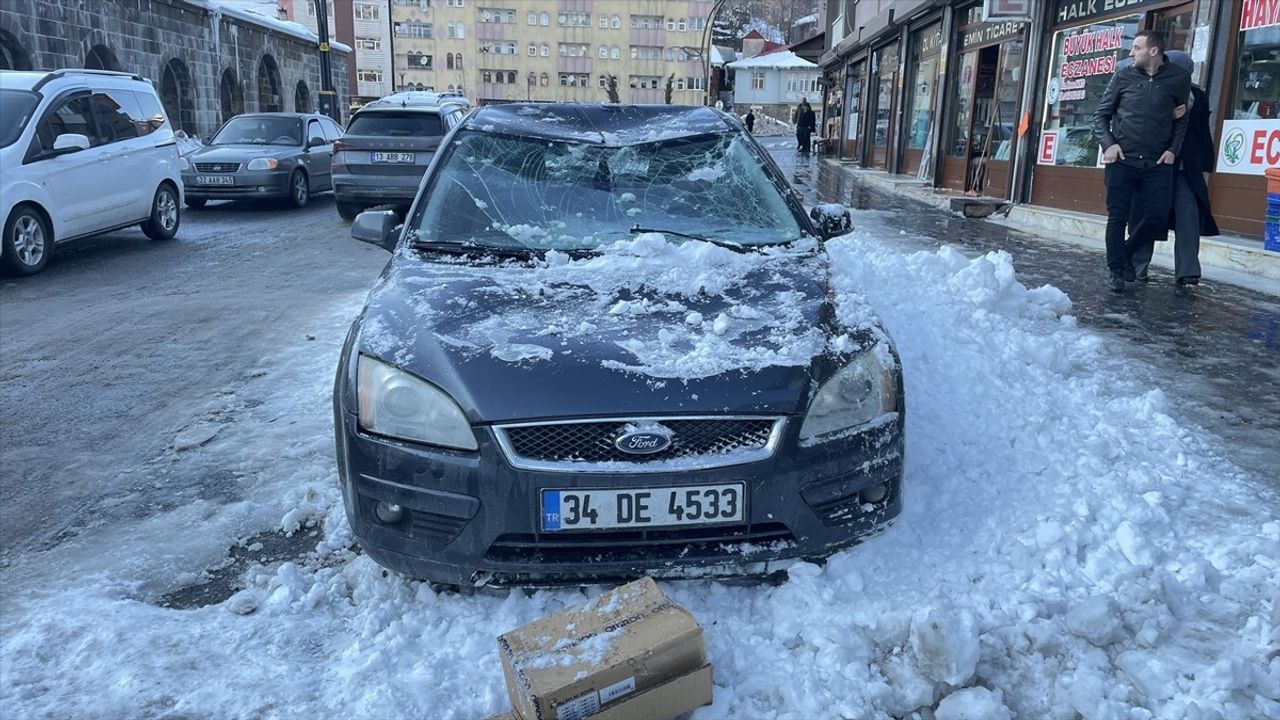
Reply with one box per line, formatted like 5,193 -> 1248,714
353,234 -> 887,421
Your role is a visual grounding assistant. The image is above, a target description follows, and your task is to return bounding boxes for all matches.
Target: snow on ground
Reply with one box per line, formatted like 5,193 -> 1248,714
2,224 -> 1278,719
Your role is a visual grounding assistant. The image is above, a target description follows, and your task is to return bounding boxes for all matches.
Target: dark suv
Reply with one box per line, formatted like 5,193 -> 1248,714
331,92 -> 469,220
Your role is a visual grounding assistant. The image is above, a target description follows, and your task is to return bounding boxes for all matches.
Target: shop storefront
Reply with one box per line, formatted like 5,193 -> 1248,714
1031,0 -> 1200,215
867,41 -> 901,169
841,57 -> 867,161
1210,0 -> 1280,238
901,22 -> 944,176
941,7 -> 1029,196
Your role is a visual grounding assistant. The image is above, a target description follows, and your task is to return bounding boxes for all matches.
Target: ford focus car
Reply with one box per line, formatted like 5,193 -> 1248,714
333,104 -> 904,589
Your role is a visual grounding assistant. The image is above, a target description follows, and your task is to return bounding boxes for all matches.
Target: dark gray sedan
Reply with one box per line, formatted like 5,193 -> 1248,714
333,104 -> 904,590
181,112 -> 342,208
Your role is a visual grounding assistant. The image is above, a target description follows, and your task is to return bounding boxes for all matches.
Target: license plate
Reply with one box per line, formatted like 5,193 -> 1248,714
541,484 -> 744,531
372,151 -> 415,163
195,175 -> 234,185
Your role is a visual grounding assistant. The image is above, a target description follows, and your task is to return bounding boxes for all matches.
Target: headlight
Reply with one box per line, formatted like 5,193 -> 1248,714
178,156 -> 190,171
799,346 -> 898,444
246,157 -> 279,171
357,355 -> 477,450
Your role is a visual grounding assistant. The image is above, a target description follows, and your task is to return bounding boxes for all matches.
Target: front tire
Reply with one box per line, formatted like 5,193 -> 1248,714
287,170 -> 309,209
141,184 -> 181,241
2,206 -> 52,276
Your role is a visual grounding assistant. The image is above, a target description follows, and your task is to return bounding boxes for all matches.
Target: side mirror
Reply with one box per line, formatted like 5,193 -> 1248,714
809,204 -> 852,239
51,133 -> 91,155
351,210 -> 400,252
307,136 -> 326,148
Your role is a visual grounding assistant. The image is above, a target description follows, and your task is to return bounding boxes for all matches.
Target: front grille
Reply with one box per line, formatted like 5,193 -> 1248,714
485,522 -> 794,564
345,164 -> 427,176
194,162 -> 240,173
495,417 -> 781,472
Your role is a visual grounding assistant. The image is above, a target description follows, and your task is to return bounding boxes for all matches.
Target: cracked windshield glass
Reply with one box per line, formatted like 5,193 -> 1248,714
410,131 -> 804,251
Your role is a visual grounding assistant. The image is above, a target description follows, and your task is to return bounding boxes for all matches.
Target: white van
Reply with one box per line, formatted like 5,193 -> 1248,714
0,69 -> 183,276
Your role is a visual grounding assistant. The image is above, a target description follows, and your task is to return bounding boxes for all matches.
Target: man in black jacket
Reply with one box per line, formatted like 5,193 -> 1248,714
1094,30 -> 1191,292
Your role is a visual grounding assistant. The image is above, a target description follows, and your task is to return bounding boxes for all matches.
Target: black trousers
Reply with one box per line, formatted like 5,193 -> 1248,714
1104,161 -> 1174,275
797,128 -> 812,152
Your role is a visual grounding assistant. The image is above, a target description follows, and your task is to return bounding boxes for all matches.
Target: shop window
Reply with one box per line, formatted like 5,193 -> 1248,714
905,26 -> 942,150
1229,18 -> 1279,119
1038,17 -> 1137,167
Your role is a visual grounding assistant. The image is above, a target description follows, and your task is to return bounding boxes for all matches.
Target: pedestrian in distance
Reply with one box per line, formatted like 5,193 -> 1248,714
744,109 -> 756,134
795,100 -> 817,154
1129,50 -> 1219,286
1093,30 -> 1191,293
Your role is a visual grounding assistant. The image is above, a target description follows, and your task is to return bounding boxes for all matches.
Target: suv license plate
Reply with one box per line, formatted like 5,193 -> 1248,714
372,151 -> 415,163
541,484 -> 744,531
195,175 -> 234,185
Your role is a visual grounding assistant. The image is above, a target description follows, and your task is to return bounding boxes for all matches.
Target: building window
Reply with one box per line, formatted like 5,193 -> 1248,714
611,15 -> 620,29
357,69 -> 383,83
559,43 -> 589,58
540,43 -> 549,57
629,75 -> 661,89
1038,18 -> 1135,166
677,78 -> 685,90
610,46 -> 620,60
686,76 -> 705,90
599,14 -> 608,28
599,74 -> 608,88
479,7 -> 517,24
666,18 -> 675,31
678,18 -> 687,32
447,22 -> 456,38
558,11 -> 589,27
482,70 -> 492,83
540,72 -> 549,86
630,15 -> 662,30
405,53 -> 433,70
752,72 -> 765,90
560,73 -> 589,86
529,43 -> 537,57
394,20 -> 433,38
356,37 -> 381,51
631,46 -> 662,61
306,2 -> 315,15
690,17 -> 706,31
528,12 -> 535,25
599,46 -> 608,59
355,3 -> 380,20
540,12 -> 549,26
447,0 -> 464,6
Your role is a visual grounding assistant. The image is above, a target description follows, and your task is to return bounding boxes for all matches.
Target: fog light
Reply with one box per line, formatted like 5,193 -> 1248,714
374,501 -> 404,524
257,185 -> 267,192
860,484 -> 888,504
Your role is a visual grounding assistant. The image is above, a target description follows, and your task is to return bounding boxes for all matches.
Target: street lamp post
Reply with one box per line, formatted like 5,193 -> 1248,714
700,0 -> 728,106
312,0 -> 337,120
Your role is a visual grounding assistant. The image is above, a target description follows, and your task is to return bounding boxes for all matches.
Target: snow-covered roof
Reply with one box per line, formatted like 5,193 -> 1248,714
726,50 -> 818,70
794,13 -> 818,25
710,45 -> 738,66
182,0 -> 353,53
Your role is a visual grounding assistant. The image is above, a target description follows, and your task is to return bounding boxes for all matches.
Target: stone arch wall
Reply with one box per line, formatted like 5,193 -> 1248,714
294,80 -> 311,113
0,26 -> 31,70
158,54 -> 198,135
0,0 -> 351,137
219,66 -> 245,126
256,53 -> 283,112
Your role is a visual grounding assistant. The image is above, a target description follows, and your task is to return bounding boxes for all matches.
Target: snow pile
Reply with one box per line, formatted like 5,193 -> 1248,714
2,230 -> 1278,719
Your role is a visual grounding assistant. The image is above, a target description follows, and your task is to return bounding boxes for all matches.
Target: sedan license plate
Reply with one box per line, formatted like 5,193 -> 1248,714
195,175 -> 234,185
372,151 -> 415,163
541,484 -> 744,531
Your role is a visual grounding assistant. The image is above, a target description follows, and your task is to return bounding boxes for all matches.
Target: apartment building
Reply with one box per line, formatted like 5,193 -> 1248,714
390,0 -> 718,105
284,0 -> 393,102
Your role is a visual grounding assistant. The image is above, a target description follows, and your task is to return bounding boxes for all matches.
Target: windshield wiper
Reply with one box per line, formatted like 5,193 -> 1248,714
408,239 -> 534,258
629,225 -> 746,252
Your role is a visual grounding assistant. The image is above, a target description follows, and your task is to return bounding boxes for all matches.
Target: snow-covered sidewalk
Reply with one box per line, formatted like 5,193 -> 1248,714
2,228 -> 1277,719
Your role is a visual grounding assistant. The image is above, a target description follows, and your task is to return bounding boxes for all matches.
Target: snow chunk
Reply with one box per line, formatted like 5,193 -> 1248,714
909,606 -> 981,686
1065,597 -> 1121,646
935,687 -> 1012,720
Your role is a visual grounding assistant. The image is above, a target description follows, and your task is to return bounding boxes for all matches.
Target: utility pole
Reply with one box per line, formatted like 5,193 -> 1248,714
701,0 -> 728,106
313,0 -> 338,121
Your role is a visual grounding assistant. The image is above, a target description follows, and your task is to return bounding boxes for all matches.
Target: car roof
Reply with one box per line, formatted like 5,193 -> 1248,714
0,68 -> 151,93
358,91 -> 469,113
461,103 -> 735,146
227,112 -> 315,119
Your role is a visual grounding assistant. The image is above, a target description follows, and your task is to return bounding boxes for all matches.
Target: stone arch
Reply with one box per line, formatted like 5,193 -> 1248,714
219,67 -> 245,124
84,43 -> 120,71
294,80 -> 311,112
158,57 -> 197,135
256,54 -> 282,111
0,28 -> 32,71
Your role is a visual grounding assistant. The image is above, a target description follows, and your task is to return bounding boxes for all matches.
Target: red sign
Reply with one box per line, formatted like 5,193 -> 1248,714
984,0 -> 1032,21
1039,131 -> 1058,164
1251,128 -> 1280,166
1241,0 -> 1280,30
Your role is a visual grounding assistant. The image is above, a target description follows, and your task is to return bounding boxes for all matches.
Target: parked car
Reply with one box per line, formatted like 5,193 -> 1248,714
333,104 -> 905,589
180,112 -> 341,208
331,91 -> 470,220
0,68 -> 182,276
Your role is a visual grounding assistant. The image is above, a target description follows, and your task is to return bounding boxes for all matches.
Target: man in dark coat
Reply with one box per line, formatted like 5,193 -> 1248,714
1130,50 -> 1219,285
745,109 -> 756,133
1094,30 -> 1191,292
795,100 -> 816,153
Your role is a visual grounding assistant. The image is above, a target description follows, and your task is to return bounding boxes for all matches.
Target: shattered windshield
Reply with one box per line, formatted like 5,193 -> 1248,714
409,130 -> 805,250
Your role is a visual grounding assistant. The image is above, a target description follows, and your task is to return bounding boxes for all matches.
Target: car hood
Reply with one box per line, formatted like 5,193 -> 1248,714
189,145 -> 299,162
351,235 -> 882,423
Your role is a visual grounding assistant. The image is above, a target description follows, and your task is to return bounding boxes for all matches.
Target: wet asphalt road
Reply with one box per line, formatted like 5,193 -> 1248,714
765,137 -> 1279,484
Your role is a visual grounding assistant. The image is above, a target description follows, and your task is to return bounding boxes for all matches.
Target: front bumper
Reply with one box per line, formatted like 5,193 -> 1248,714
182,170 -> 291,199
335,410 -> 904,587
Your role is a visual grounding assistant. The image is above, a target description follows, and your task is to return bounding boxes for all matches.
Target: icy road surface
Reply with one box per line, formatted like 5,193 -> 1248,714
3,211 -> 1276,718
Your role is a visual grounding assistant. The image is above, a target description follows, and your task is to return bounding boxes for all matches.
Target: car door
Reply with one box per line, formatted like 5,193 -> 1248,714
303,118 -> 332,190
29,92 -> 121,239
89,87 -> 151,222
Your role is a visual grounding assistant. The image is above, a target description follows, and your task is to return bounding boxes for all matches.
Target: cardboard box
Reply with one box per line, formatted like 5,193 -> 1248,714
497,578 -> 711,720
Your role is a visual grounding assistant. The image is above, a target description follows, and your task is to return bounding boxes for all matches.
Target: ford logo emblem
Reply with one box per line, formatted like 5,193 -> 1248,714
614,431 -> 672,455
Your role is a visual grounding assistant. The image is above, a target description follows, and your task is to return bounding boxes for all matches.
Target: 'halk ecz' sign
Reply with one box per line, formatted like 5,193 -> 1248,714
1218,121 -> 1280,176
